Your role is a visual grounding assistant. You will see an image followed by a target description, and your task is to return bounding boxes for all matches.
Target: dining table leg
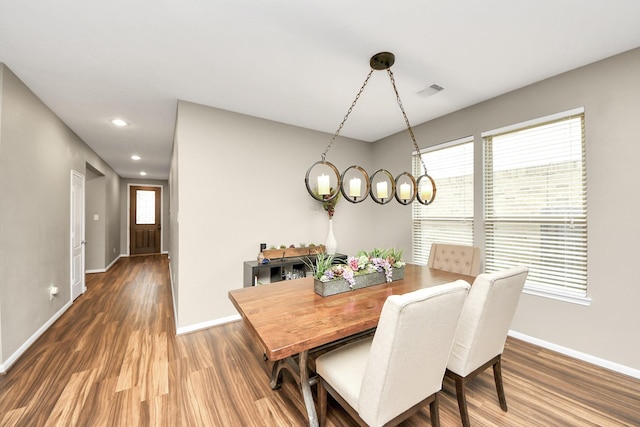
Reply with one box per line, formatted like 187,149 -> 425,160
269,350 -> 319,427
299,350 -> 319,427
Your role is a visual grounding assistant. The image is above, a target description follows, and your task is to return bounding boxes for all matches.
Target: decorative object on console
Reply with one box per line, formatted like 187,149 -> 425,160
315,186 -> 341,254
262,245 -> 325,260
319,186 -> 340,219
304,51 -> 436,206
306,248 -> 406,297
325,218 -> 337,255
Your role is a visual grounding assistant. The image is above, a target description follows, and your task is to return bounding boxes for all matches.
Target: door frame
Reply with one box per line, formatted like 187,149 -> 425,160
127,183 -> 163,256
70,170 -> 86,300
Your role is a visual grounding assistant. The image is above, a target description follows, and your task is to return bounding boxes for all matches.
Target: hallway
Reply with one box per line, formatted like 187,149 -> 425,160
0,255 -> 313,426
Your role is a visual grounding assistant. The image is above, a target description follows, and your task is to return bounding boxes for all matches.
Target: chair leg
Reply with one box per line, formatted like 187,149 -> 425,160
318,379 -> 327,427
454,376 -> 471,427
429,392 -> 441,427
492,356 -> 508,412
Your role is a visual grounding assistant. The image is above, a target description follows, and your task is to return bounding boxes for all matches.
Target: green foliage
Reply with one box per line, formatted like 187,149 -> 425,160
356,247 -> 404,267
388,247 -> 404,265
315,188 -> 341,218
358,247 -> 389,259
303,252 -> 342,280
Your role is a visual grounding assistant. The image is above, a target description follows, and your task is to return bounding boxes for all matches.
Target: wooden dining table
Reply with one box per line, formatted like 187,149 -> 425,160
228,263 -> 476,426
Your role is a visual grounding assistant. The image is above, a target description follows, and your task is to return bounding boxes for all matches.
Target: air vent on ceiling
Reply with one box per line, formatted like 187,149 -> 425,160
418,84 -> 444,97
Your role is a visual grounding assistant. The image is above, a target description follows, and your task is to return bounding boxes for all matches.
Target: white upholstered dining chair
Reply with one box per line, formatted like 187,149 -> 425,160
445,265 -> 529,427
315,280 -> 471,427
427,243 -> 481,276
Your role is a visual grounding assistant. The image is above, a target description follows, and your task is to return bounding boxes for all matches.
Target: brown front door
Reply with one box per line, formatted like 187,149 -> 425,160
130,186 -> 161,255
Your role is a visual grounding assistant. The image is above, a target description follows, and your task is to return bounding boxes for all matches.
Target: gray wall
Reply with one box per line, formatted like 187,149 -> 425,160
0,64 -> 121,368
105,165 -> 121,266
85,166 -> 106,271
86,164 -> 122,271
171,101 -> 379,329
169,127 -> 180,319
0,65 -> 4,362
373,48 -> 640,371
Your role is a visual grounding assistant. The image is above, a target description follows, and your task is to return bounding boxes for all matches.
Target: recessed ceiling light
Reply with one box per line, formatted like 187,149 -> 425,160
131,155 -> 141,161
111,118 -> 129,127
139,171 -> 147,176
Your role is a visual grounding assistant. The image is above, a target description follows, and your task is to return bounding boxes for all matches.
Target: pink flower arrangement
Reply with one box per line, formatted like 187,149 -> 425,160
309,248 -> 405,290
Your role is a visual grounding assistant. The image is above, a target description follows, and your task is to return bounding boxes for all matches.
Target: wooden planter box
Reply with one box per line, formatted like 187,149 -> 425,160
308,245 -> 326,255
314,267 -> 405,297
263,246 -> 325,260
262,249 -> 284,259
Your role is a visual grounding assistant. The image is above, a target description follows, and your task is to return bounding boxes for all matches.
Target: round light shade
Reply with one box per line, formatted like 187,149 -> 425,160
394,172 -> 417,205
416,174 -> 437,205
340,165 -> 370,203
305,160 -> 341,202
369,169 -> 396,205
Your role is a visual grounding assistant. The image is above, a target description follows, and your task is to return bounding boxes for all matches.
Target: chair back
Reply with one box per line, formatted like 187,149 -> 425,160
428,243 -> 481,276
358,280 -> 470,426
447,266 -> 529,377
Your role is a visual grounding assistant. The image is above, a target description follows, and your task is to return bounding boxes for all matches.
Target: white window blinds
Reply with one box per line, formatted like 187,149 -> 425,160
412,138 -> 474,264
483,109 -> 588,303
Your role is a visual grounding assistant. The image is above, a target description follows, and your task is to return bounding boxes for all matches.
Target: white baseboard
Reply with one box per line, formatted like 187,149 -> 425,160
168,262 -> 178,331
176,314 -> 241,335
508,330 -> 640,379
167,259 -> 241,335
86,254 -> 123,274
107,255 -> 123,271
0,301 -> 72,374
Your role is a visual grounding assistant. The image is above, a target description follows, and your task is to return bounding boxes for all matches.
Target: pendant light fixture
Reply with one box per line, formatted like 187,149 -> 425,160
305,52 -> 436,206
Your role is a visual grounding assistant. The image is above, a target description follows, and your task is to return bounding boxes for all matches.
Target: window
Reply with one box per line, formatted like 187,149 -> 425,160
136,190 -> 156,224
483,108 -> 588,304
413,137 -> 474,264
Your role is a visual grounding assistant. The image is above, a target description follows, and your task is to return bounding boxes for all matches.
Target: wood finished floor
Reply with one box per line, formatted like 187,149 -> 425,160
1,254 -> 638,426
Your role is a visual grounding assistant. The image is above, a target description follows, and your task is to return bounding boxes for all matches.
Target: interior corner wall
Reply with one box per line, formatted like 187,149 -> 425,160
172,101 -> 378,329
0,64 -> 121,369
168,133 -> 179,323
0,64 -> 4,363
85,167 -> 106,271
372,48 -> 640,370
105,168 -> 121,267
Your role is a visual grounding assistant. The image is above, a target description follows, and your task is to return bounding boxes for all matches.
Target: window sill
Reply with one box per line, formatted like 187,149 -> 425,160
523,286 -> 591,306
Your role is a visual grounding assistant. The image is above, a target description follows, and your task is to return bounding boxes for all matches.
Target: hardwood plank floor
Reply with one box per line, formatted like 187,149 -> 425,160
1,255 -> 638,426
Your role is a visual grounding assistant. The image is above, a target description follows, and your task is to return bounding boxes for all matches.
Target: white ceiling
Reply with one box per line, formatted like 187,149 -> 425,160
1,1 -> 639,180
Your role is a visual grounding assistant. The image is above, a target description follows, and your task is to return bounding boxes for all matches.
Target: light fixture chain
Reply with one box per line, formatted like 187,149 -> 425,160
322,69 -> 375,161
387,69 -> 428,175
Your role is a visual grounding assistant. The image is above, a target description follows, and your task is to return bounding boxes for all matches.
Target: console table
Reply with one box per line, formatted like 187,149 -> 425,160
243,253 -> 346,287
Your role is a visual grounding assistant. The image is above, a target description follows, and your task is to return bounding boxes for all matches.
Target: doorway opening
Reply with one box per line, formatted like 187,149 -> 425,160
70,170 -> 86,300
